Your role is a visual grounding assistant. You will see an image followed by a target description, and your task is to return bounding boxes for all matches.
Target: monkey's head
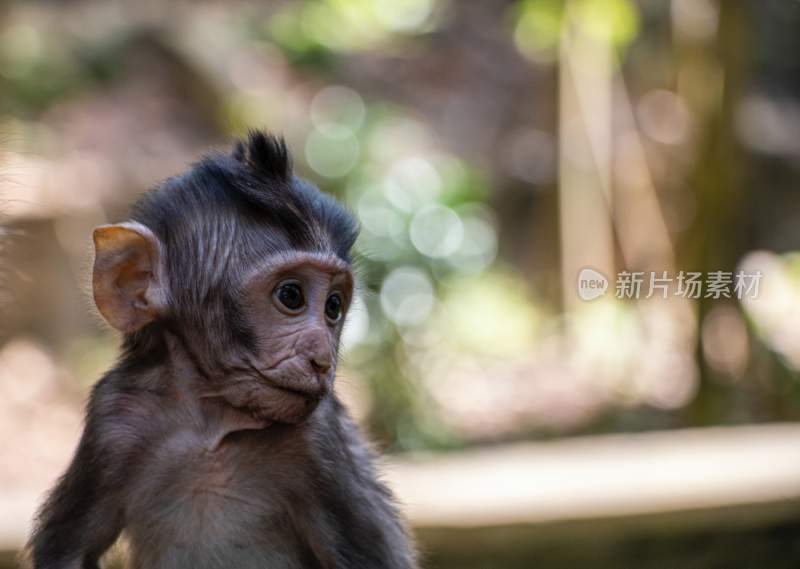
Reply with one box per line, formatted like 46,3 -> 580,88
91,131 -> 358,425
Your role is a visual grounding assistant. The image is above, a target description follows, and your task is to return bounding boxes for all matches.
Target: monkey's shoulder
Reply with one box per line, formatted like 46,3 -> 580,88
82,375 -> 173,458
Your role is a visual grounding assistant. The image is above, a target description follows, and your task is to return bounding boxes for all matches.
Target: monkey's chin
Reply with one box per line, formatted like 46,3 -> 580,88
245,385 -> 321,425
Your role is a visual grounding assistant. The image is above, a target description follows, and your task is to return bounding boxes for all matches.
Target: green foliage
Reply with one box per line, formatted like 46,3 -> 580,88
512,0 -> 640,63
265,0 -> 438,64
0,25 -> 88,115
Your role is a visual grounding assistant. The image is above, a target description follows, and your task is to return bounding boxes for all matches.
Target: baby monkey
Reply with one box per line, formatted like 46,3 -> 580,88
26,132 -> 417,569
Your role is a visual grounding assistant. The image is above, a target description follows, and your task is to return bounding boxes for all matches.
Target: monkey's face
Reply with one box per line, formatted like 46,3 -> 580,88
92,219 -> 356,426
213,251 -> 353,425
91,131 -> 359,428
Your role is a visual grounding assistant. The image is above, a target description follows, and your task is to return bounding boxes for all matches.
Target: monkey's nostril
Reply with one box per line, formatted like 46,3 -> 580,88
310,359 -> 331,374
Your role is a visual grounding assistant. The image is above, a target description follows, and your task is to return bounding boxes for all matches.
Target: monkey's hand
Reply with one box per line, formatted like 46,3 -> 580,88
24,381 -> 131,569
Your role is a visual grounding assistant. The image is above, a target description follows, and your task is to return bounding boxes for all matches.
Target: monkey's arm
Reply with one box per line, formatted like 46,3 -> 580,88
26,387 -> 129,569
302,401 -> 418,569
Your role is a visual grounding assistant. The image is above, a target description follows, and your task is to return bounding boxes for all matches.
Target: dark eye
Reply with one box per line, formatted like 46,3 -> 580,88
274,282 -> 305,312
325,293 -> 343,323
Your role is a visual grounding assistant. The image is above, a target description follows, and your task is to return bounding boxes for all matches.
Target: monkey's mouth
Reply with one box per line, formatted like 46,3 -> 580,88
213,365 -> 328,426
233,381 -> 322,425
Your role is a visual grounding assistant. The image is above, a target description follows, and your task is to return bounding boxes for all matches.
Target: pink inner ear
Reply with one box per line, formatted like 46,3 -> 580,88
92,223 -> 162,333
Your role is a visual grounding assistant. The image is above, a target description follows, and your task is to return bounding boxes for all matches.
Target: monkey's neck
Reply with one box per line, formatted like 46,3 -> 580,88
159,332 -> 272,447
200,403 -> 272,449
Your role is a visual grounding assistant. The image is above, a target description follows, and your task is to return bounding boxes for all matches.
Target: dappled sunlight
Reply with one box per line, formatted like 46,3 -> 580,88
1,0 -> 800,566
740,251 -> 800,370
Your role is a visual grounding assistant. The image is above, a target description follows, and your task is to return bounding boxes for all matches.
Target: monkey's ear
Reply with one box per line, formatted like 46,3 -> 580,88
92,222 -> 169,333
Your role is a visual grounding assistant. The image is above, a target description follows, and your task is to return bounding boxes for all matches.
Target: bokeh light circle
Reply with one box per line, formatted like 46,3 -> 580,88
310,86 -> 366,137
448,207 -> 498,274
380,267 -> 435,326
409,204 -> 464,258
305,129 -> 360,178
383,157 -> 441,212
374,0 -> 433,32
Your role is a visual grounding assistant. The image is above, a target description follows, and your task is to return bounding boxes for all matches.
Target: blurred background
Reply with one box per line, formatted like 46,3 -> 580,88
2,0 -> 800,567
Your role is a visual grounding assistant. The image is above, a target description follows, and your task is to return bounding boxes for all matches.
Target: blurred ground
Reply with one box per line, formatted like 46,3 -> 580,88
4,424 -> 800,567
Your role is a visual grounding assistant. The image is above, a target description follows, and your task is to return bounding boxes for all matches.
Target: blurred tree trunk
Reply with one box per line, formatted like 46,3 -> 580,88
680,1 -> 751,424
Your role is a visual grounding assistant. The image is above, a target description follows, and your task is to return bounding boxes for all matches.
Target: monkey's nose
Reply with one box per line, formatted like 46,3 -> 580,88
302,328 -> 333,377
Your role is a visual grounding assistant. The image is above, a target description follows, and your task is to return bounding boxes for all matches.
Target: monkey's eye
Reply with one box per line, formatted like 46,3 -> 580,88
274,282 -> 305,312
325,293 -> 343,323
